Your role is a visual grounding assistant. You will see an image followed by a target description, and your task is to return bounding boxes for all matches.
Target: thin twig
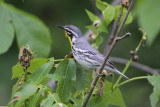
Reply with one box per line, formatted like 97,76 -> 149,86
83,0 -> 135,106
104,20 -> 118,55
117,76 -> 147,88
103,5 -> 124,56
24,70 -> 27,82
110,57 -> 160,74
116,0 -> 135,37
116,32 -> 131,41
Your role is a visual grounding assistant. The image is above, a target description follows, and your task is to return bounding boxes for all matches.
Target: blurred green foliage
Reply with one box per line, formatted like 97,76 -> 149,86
0,0 -> 160,106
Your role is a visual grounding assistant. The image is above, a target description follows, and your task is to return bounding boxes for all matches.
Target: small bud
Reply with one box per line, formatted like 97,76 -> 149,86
122,0 -> 129,8
130,50 -> 135,56
89,33 -> 97,41
23,57 -> 29,62
133,55 -> 139,61
102,70 -> 110,76
93,20 -> 101,28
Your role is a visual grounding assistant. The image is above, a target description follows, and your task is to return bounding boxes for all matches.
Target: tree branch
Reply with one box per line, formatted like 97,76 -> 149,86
110,57 -> 160,74
103,20 -> 119,55
83,0 -> 135,106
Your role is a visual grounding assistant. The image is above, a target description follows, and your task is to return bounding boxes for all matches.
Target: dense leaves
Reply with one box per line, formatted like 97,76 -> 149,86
12,58 -> 48,79
88,81 -> 126,107
114,5 -> 132,24
54,59 -> 76,103
29,57 -> 54,84
147,74 -> 160,107
27,88 -> 46,107
85,0 -> 132,48
11,58 -> 54,106
14,81 -> 38,107
0,2 -> 51,57
103,5 -> 115,25
75,64 -> 92,92
40,94 -> 54,107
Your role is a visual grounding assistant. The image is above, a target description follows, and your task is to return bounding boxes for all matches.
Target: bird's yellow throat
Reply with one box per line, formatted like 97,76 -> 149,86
65,32 -> 72,48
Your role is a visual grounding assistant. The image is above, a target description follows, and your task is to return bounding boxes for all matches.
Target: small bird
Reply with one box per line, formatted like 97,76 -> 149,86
58,25 -> 129,80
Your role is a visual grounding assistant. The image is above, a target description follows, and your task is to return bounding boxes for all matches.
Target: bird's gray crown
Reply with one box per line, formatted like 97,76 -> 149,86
65,25 -> 83,37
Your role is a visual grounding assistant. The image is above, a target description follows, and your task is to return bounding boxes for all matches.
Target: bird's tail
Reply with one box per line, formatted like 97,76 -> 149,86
104,66 -> 129,80
113,69 -> 129,80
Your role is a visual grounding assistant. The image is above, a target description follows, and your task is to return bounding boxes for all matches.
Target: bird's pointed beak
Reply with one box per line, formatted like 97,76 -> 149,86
57,25 -> 65,30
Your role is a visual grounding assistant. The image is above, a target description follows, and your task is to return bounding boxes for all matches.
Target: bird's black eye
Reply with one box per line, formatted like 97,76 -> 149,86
67,31 -> 71,35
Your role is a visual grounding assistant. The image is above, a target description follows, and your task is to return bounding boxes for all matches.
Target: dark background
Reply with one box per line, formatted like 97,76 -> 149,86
0,0 -> 160,106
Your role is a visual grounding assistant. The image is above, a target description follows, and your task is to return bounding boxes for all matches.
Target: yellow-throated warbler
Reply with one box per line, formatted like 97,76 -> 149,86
58,25 -> 129,80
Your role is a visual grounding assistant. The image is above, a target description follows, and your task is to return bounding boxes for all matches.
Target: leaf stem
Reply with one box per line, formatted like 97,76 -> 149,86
47,90 -> 59,104
117,76 -> 147,88
113,59 -> 132,89
24,70 -> 27,82
53,59 -> 64,62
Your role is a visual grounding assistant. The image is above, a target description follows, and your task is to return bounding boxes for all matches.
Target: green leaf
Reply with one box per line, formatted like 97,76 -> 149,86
147,74 -> 160,107
41,94 -> 54,107
85,9 -> 101,22
52,93 -> 62,103
88,80 -> 126,107
54,59 -> 76,103
8,82 -> 19,106
27,87 -> 46,107
0,3 -> 14,54
96,0 -> 109,12
40,77 -> 50,86
12,58 -> 48,79
46,74 -> 55,80
75,64 -> 92,92
7,4 -> 51,57
52,103 -> 68,107
137,0 -> 160,45
69,96 -> 82,107
114,5 -> 132,25
14,81 -> 38,107
86,25 -> 99,35
103,5 -> 115,25
96,35 -> 103,46
97,22 -> 108,33
29,58 -> 54,84
86,23 -> 108,35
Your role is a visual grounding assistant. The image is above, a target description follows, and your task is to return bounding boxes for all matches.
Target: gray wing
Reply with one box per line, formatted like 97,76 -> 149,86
88,52 -> 116,69
77,37 -> 115,69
